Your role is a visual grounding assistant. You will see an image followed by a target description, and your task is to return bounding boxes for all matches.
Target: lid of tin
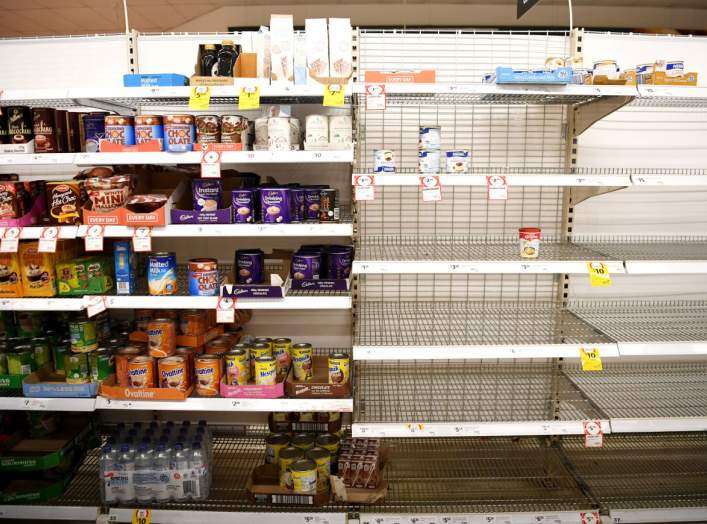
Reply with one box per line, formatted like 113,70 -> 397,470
290,458 -> 316,472
130,355 -> 153,363
95,347 -> 112,355
226,348 -> 247,356
251,342 -> 271,350
329,352 -> 349,359
279,447 -> 304,460
315,433 -> 340,446
13,344 -> 33,352
117,345 -> 143,355
266,433 -> 291,445
152,317 -> 175,323
222,39 -> 234,46
232,343 -> 253,350
519,227 -> 542,233
205,44 -> 216,50
152,251 -> 176,257
253,337 -> 272,343
161,356 -> 185,364
292,343 -> 313,349
305,447 -> 331,461
292,433 -> 315,445
255,356 -> 275,363
196,354 -> 221,361
273,338 -> 292,343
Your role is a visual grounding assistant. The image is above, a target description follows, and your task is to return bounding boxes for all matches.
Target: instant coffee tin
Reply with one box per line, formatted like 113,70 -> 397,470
134,115 -> 164,150
163,114 -> 195,152
188,258 -> 219,296
195,115 -> 220,144
104,115 -> 136,145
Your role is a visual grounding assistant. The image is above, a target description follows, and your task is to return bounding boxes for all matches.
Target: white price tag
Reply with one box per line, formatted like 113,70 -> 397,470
25,399 -> 48,409
216,296 -> 236,323
583,420 -> 604,448
365,83 -> 387,110
581,512 -> 601,524
201,150 -> 222,178
420,175 -> 442,202
0,227 -> 21,252
487,175 -> 508,200
354,174 -> 375,201
84,225 -> 104,251
132,226 -> 152,252
85,296 -> 107,317
38,226 -> 59,253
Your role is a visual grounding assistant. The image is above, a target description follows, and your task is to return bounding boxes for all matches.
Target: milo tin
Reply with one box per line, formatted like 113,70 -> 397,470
290,459 -> 317,494
0,351 -> 7,375
89,348 -> 115,381
64,353 -> 90,384
292,343 -> 313,381
224,348 -> 249,386
265,433 -> 290,464
306,447 -> 331,490
328,351 -> 350,385
315,433 -> 341,455
69,318 -> 98,353
278,446 -> 304,489
291,433 -> 315,451
52,340 -> 70,373
253,337 -> 273,350
31,337 -> 52,368
7,346 -> 34,375
272,337 -> 292,378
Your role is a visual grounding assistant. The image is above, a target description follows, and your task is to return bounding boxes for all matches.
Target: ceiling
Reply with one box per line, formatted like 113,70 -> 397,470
1,0 -> 707,37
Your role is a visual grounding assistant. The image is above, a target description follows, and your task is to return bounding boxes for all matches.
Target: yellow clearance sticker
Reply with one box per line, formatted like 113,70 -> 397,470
239,86 -> 260,110
323,84 -> 346,107
189,86 -> 211,110
132,509 -> 151,524
587,262 -> 612,287
580,347 -> 603,371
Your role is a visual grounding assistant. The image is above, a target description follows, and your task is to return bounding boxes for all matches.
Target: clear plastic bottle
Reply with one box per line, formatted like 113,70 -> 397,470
116,442 -> 136,503
190,442 -> 208,500
100,444 -> 118,504
153,443 -> 171,503
171,443 -> 190,501
134,442 -> 154,504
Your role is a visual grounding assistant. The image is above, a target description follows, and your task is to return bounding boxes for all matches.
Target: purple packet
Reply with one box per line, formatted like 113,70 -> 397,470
231,189 -> 254,223
192,179 -> 222,212
260,188 -> 290,224
235,249 -> 264,284
290,188 -> 305,223
291,252 -> 321,280
303,187 -> 321,222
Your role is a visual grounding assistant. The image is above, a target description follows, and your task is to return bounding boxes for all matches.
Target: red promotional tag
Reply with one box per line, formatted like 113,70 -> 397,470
0,227 -> 21,253
38,226 -> 59,253
419,175 -> 442,202
84,225 -> 104,251
216,296 -> 236,323
583,420 -> 604,448
354,175 -> 375,201
201,150 -> 222,178
486,175 -> 508,201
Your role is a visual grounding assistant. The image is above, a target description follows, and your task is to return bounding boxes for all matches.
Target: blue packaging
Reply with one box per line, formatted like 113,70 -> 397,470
82,114 -> 106,153
123,74 -> 189,87
114,241 -> 137,295
135,116 -> 164,151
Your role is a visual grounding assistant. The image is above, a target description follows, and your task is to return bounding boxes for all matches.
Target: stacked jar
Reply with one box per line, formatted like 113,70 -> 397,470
418,125 -> 441,174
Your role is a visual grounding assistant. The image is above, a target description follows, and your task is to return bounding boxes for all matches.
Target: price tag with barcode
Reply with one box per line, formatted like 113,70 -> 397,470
132,509 -> 151,524
583,420 -> 604,448
85,296 -> 107,317
201,150 -> 222,178
487,175 -> 508,200
84,225 -> 104,251
354,175 -> 375,201
216,296 -> 236,323
0,227 -> 21,252
132,226 -> 152,252
38,226 -> 59,253
420,175 -> 442,202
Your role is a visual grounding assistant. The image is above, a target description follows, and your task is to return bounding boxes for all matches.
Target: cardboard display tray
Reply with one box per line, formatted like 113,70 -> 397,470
285,355 -> 352,399
129,324 -> 223,349
219,374 -> 285,399
331,475 -> 387,504
641,70 -> 698,86
23,368 -> 98,398
247,463 -> 330,506
98,139 -> 162,153
99,374 -> 194,401
0,474 -> 73,503
591,75 -> 629,85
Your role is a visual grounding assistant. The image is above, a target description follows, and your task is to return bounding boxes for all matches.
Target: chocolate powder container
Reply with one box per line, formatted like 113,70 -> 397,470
0,112 -> 9,144
6,106 -> 33,144
32,108 -> 59,153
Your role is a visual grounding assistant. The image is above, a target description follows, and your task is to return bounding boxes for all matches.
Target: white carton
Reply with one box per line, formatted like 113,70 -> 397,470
270,14 -> 294,84
255,26 -> 271,80
328,18 -> 353,78
305,18 -> 329,84
294,33 -> 307,85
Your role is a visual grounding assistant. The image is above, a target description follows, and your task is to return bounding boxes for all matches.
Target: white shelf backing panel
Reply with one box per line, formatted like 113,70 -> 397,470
562,433 -> 707,516
94,397 -> 353,412
353,360 -> 608,437
0,396 -> 95,412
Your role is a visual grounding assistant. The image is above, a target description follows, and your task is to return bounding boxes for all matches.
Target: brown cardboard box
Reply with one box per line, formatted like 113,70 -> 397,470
190,45 -> 258,86
247,463 -> 331,506
286,355 -> 352,398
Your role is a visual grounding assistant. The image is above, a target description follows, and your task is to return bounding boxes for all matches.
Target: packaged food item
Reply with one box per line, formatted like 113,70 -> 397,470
374,149 -> 395,172
128,355 -> 156,388
305,18 -> 329,82
163,115 -> 195,152
31,337 -> 51,368
291,252 -> 321,280
324,245 -> 353,279
158,355 -> 189,391
279,447 -> 304,489
221,115 -> 248,144
231,189 -> 255,223
292,343 -> 313,381
32,108 -> 59,153
115,345 -> 144,387
6,106 -> 33,144
134,309 -> 153,331
7,346 -> 35,375
446,150 -> 470,173
225,348 -> 250,385
249,342 -> 272,377
318,189 -> 339,222
82,113 -> 106,152
306,447 -> 331,490
134,115 -> 164,149
65,353 -> 90,384
69,317 -> 99,352
593,60 -> 620,80
52,340 -> 69,373
254,117 -> 269,149
519,227 -> 541,259
419,126 -> 441,150
328,351 -> 350,384
195,115 -> 220,144
19,241 -> 56,297
0,182 -> 20,219
147,318 -> 176,358
315,433 -> 340,455
290,188 -> 305,222
302,187 -> 321,221
290,458 -> 318,494
267,117 -> 291,151
188,258 -> 219,296
328,18 -> 353,77
266,433 -> 290,464
305,114 -> 328,146
104,115 -> 136,145
329,115 -> 352,145
114,240 -> 137,295
217,39 -> 239,77
260,188 -> 290,223
56,256 -> 114,296
148,252 -> 177,296
0,252 -> 21,297
272,338 -> 291,378
254,355 -> 277,385
194,354 -> 221,396
192,179 -> 222,212
0,112 -> 9,144
45,181 -> 81,224
418,150 -> 440,174
270,14 -> 294,83
200,44 -> 218,76
180,309 -> 207,336
235,248 -> 264,285
666,60 -> 685,77
89,348 -> 115,382
206,337 -> 230,356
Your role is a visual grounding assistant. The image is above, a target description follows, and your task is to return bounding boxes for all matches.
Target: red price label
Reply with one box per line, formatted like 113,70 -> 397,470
419,175 -> 442,202
365,84 -> 386,111
201,150 -> 222,178
354,175 -> 375,201
583,420 -> 604,448
486,175 -> 508,201
38,226 -> 59,253
216,296 -> 236,323
0,227 -> 21,252
132,226 -> 152,252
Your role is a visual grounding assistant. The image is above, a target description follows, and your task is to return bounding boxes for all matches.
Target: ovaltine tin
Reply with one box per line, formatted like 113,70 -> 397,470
303,187 -> 320,221
315,433 -> 341,455
194,354 -> 221,396
319,189 -> 339,222
266,433 -> 290,464
225,348 -> 250,385
147,318 -> 176,358
188,258 -> 219,296
418,150 -> 440,174
291,252 -> 321,280
374,149 -> 395,173
158,356 -> 189,391
249,342 -> 272,377
221,115 -> 248,144
260,188 -> 291,224
291,459 -> 318,494
134,115 -> 164,149
175,346 -> 196,379
163,114 -> 195,152
115,345 -> 144,387
192,179 -> 222,212
292,433 -> 316,451
306,447 -> 331,490
195,115 -> 220,144
231,189 -> 255,223
419,126 -> 441,150
180,309 -> 206,336
279,447 -> 304,489
135,309 -> 153,331
148,252 -> 177,296
272,337 -> 292,378
104,115 -> 136,145
127,355 -> 156,388
205,337 -> 230,356
325,245 -> 353,280
290,188 -> 305,222
82,113 -> 106,152
235,249 -> 264,284
519,227 -> 541,259
254,356 -> 277,385
328,351 -> 350,385
292,343 -> 313,381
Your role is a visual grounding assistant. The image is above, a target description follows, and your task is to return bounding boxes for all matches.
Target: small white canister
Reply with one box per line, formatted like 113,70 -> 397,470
329,115 -> 353,145
254,117 -> 269,149
305,114 -> 329,146
268,117 -> 292,151
445,150 -> 470,173
374,149 -> 395,172
419,126 -> 441,150
665,60 -> 685,77
289,118 -> 301,150
418,150 -> 440,174
592,60 -> 620,80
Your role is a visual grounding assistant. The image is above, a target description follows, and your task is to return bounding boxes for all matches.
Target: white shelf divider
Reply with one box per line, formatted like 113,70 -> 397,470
107,509 -> 347,524
94,397 -> 353,412
0,397 -> 96,411
360,511 -> 602,524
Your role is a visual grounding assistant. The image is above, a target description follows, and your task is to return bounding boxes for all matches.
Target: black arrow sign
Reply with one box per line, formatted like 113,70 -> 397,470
518,0 -> 542,18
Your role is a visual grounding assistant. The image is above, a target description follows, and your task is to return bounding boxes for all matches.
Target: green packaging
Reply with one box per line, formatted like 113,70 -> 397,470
69,319 -> 98,353
89,348 -> 114,381
16,312 -> 43,338
0,351 -> 7,375
64,353 -> 90,384
31,337 -> 52,368
56,256 -> 114,296
7,346 -> 35,375
52,340 -> 70,373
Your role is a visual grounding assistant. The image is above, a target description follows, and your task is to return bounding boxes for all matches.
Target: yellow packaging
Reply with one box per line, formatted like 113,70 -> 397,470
0,252 -> 22,297
19,241 -> 56,297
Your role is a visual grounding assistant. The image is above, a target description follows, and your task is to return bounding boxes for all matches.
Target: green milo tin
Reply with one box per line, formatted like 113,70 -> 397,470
52,340 -> 70,373
89,348 -> 114,381
64,353 -> 90,384
31,337 -> 52,368
0,351 -> 8,375
7,345 -> 35,375
16,312 -> 43,338
69,319 -> 98,353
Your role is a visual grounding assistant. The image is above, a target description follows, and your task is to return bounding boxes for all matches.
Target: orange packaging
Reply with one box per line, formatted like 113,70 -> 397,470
194,354 -> 221,396
115,345 -> 145,387
19,241 -> 56,297
0,252 -> 22,297
147,318 -> 176,358
180,309 -> 207,336
205,337 -> 230,356
134,309 -> 153,331
158,355 -> 189,391
176,346 -> 197,379
161,310 -> 179,321
127,355 -> 156,388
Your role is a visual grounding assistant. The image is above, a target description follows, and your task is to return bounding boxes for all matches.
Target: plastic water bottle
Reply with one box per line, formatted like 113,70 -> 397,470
100,444 -> 118,504
134,442 -> 154,504
172,443 -> 190,501
190,442 -> 208,500
116,442 -> 136,503
153,443 -> 171,503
